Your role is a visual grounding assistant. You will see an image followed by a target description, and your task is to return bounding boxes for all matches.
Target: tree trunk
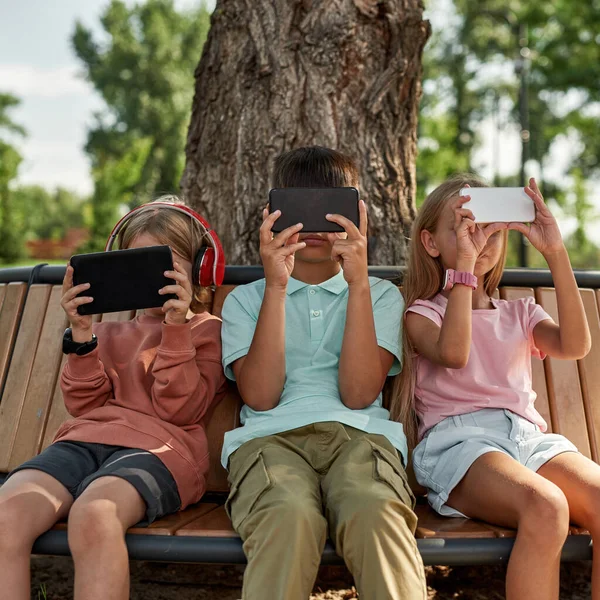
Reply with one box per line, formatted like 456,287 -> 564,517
182,0 -> 430,265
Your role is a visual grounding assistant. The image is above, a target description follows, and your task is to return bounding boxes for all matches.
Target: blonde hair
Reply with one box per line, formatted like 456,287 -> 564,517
117,195 -> 212,313
389,174 -> 508,447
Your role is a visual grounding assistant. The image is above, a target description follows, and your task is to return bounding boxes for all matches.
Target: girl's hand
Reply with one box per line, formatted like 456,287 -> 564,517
508,178 -> 565,257
326,200 -> 369,286
160,261 -> 193,325
453,196 -> 507,265
260,208 -> 306,290
61,264 -> 94,340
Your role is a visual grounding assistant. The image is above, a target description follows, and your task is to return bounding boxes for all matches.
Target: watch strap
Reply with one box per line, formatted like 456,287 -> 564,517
63,328 -> 98,356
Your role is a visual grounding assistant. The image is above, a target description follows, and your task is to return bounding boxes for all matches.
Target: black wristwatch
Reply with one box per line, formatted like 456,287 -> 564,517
62,328 -> 98,356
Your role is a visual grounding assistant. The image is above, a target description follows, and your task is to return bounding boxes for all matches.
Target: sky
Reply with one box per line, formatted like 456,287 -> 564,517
0,0 -> 598,243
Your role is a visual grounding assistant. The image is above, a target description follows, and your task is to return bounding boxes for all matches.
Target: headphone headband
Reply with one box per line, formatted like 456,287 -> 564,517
105,202 -> 225,286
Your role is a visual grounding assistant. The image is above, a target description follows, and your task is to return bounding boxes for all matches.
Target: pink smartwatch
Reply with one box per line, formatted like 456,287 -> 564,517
443,269 -> 478,291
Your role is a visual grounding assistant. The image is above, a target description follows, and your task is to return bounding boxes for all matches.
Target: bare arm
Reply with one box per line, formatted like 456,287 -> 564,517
406,197 -> 506,369
233,286 -> 288,410
338,280 -> 396,408
328,202 -> 395,408
233,208 -> 305,411
510,179 -> 591,360
405,279 -> 475,369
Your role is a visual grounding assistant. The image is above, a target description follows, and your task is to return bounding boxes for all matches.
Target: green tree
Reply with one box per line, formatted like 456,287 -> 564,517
73,0 -> 211,250
11,185 -> 89,242
418,0 -> 600,267
0,93 -> 26,262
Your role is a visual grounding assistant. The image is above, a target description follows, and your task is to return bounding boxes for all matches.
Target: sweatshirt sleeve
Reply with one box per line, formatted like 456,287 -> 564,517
150,316 -> 226,427
60,346 -> 113,417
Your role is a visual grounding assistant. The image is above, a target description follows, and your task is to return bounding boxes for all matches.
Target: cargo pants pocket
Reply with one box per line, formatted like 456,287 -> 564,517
225,449 -> 272,532
372,445 -> 417,509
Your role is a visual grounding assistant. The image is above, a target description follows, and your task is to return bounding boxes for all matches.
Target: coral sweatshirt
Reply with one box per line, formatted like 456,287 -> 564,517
55,312 -> 227,509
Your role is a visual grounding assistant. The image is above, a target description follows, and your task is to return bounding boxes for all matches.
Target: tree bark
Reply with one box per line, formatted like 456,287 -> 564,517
182,0 -> 430,265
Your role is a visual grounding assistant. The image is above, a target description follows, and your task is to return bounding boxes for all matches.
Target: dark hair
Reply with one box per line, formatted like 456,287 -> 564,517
272,146 -> 359,188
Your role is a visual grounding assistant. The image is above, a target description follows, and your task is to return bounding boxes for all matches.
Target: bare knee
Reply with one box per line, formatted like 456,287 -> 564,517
0,492 -> 52,553
68,499 -> 124,557
518,484 -> 570,546
0,506 -> 34,554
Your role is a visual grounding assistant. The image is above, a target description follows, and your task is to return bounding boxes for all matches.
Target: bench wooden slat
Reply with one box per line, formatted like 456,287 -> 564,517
40,356 -> 70,452
127,502 -> 220,535
0,284 -> 6,311
205,386 -> 241,492
0,286 -> 53,471
51,502 -> 220,536
0,283 -> 28,396
499,287 -> 553,431
414,504 -> 499,539
536,288 -> 592,458
174,504 -> 237,537
7,287 -> 68,470
578,289 -> 600,463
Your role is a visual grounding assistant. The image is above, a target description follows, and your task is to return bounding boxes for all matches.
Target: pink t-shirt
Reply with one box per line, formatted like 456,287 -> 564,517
406,294 -> 553,440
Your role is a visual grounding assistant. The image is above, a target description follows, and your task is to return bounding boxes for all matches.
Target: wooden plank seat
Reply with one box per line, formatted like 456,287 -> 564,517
0,265 -> 598,566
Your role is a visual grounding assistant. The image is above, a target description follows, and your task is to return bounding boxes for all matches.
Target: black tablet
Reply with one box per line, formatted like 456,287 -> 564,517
269,187 -> 360,233
70,246 -> 177,315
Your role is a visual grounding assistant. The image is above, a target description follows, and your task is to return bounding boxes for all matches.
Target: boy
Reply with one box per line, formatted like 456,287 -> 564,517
221,146 -> 426,599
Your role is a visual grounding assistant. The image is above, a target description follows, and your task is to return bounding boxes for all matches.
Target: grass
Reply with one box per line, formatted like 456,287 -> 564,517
38,583 -> 47,600
0,259 -> 66,268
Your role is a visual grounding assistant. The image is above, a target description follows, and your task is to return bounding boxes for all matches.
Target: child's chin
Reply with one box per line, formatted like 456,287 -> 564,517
296,247 -> 332,263
474,258 -> 497,278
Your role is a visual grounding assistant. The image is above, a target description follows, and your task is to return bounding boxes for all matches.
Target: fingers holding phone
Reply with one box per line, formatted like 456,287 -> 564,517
453,198 -> 506,264
260,208 -> 306,290
160,261 -> 193,325
326,200 -> 369,285
508,178 -> 565,257
61,264 -> 93,339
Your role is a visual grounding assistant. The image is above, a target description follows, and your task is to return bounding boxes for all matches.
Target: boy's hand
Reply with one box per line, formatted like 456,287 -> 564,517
160,261 -> 193,325
260,208 -> 306,290
326,200 -> 369,286
61,264 -> 93,340
508,178 -> 565,258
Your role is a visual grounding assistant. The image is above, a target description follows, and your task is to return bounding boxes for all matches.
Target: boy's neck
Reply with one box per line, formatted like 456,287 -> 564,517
291,260 -> 342,285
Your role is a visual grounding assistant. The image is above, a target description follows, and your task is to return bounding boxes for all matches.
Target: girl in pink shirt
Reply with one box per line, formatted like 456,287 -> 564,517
398,174 -> 596,600
0,198 -> 226,600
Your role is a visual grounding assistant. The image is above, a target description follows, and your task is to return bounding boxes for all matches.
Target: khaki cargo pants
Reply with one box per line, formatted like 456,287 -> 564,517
225,423 -> 427,600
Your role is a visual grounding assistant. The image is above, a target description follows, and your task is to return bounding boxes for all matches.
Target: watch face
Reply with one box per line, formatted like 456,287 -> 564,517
443,270 -> 453,291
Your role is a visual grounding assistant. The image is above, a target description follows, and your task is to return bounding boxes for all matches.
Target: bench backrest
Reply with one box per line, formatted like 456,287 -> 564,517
0,276 -> 598,494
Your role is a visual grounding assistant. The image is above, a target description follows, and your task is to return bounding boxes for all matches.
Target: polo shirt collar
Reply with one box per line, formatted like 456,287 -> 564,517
287,270 -> 348,296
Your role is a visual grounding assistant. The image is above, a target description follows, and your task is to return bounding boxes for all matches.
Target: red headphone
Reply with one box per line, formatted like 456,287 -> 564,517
105,202 -> 225,287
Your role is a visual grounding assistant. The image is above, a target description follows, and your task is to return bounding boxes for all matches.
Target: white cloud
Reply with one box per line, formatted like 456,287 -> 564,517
17,138 -> 94,195
0,64 -> 90,98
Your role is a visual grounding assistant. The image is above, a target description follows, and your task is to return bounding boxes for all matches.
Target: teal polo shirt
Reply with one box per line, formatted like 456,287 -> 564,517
220,270 -> 407,467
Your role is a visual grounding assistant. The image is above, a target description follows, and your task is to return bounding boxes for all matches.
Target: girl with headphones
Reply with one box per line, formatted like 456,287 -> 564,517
0,197 -> 227,600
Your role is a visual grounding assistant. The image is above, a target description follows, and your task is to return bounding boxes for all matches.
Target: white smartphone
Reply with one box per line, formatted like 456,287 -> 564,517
459,187 -> 535,223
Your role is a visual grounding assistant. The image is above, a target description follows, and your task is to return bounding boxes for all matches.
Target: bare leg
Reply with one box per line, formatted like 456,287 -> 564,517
447,452 -> 570,600
538,452 -> 600,600
0,470 -> 73,600
67,476 -> 146,600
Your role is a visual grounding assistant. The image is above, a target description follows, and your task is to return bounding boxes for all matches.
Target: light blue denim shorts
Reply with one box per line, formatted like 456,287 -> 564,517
412,408 -> 579,518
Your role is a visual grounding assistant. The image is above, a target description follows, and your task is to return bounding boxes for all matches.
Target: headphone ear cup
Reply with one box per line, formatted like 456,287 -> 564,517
193,247 -> 207,287
195,247 -> 215,287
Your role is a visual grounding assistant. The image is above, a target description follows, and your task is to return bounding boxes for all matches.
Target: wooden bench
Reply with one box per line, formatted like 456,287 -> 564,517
0,264 -> 597,566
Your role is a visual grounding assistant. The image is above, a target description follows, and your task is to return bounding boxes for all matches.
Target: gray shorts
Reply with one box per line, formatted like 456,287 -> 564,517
412,408 -> 578,518
8,441 -> 181,525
